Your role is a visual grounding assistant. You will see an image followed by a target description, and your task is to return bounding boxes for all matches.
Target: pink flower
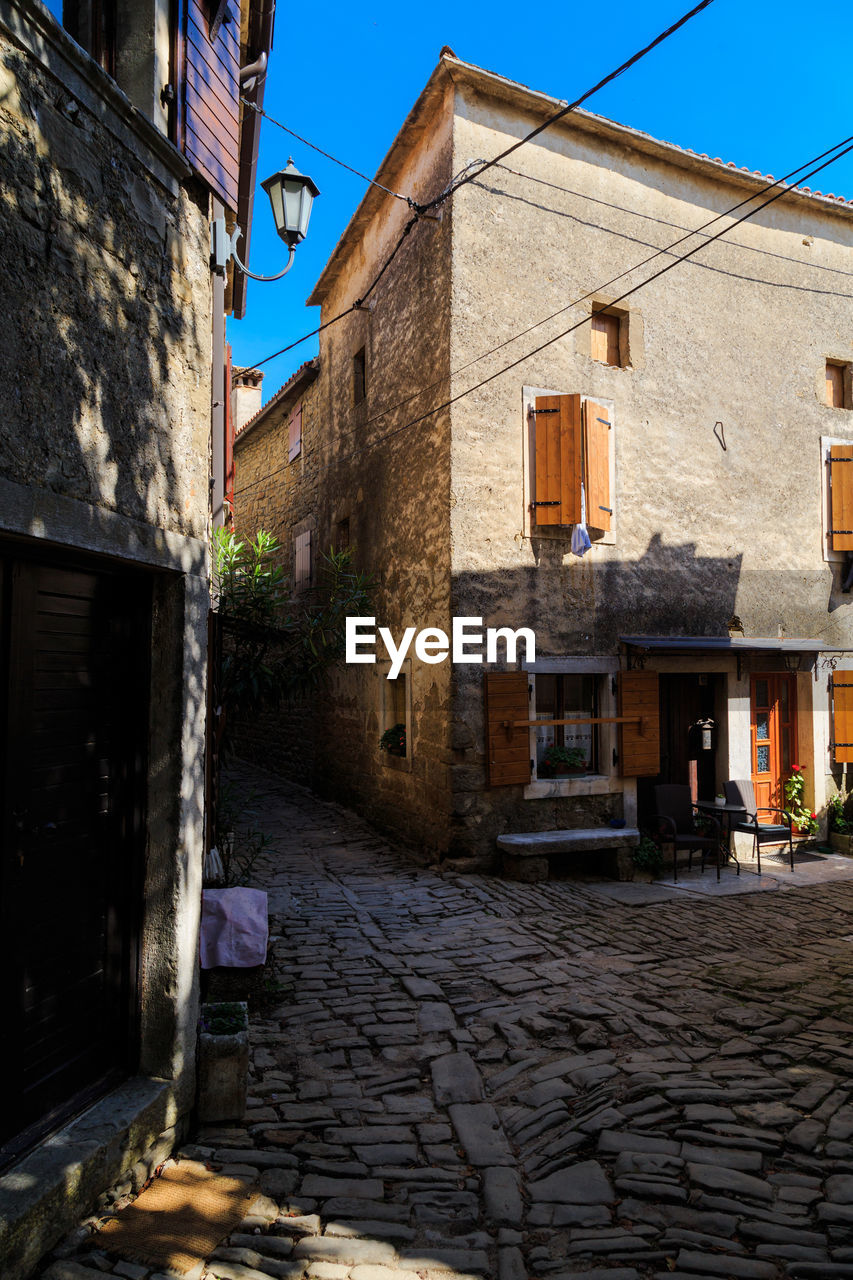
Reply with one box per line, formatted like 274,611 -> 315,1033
791,764 -> 801,772
811,812 -> 817,820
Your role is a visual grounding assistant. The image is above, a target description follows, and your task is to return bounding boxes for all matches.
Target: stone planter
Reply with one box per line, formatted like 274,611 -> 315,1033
830,831 -> 853,857
197,1001 -> 249,1123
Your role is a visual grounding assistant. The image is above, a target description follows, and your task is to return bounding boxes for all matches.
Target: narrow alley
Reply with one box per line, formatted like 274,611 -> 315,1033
42,764 -> 853,1280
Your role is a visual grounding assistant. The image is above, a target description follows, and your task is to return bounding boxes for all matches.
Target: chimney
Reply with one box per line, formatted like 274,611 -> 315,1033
231,367 -> 264,430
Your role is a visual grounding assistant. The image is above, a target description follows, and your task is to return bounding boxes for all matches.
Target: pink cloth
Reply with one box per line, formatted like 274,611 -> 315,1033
200,887 -> 269,968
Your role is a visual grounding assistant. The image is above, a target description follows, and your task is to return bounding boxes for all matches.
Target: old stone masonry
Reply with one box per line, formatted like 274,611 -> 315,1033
43,764 -> 853,1280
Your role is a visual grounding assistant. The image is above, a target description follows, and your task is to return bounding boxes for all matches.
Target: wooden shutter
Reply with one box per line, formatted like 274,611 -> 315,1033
485,671 -> 531,787
294,531 -> 311,590
618,670 -> 660,777
181,0 -> 241,209
832,671 -> 853,763
827,363 -> 845,408
830,445 -> 853,551
583,400 -> 612,532
533,394 -> 581,526
591,313 -> 620,366
288,404 -> 302,462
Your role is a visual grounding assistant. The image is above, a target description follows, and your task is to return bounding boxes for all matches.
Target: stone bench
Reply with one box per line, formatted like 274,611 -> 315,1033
497,827 -> 640,883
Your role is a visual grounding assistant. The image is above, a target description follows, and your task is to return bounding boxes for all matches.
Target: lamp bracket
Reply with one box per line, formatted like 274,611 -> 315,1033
210,217 -> 295,282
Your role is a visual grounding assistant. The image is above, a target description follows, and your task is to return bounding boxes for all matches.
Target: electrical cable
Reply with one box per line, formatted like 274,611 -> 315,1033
340,133 -> 853,436
416,0 -> 716,212
241,98 -> 415,206
237,1 -> 715,373
234,133 -> 853,500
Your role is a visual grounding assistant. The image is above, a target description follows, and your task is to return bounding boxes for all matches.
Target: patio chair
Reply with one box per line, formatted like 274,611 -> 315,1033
723,779 -> 794,873
652,784 -> 722,882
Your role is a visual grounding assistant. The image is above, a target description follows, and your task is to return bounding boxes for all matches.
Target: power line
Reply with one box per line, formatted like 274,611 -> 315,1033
336,134 -> 853,438
490,161 -> 853,281
371,137 -> 853,450
237,2 -> 715,375
241,98 -> 415,207
234,134 -> 853,503
417,0 -> 716,212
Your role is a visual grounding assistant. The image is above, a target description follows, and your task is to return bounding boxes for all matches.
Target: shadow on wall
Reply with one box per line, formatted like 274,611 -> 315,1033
0,41 -> 208,536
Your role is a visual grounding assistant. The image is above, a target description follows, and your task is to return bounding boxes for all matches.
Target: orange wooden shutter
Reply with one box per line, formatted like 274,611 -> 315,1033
827,363 -> 845,408
591,313 -> 620,366
832,671 -> 853,763
830,445 -> 853,551
583,400 -> 612,531
485,671 -> 531,786
533,394 -> 581,526
618,670 -> 660,777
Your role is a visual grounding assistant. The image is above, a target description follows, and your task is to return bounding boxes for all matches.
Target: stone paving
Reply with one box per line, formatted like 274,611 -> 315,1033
41,764 -> 853,1280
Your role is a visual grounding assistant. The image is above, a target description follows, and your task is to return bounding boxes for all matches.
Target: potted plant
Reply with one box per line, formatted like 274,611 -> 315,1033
542,745 -> 589,776
828,792 -> 853,855
784,765 -> 819,837
380,723 -> 406,756
197,1001 -> 249,1122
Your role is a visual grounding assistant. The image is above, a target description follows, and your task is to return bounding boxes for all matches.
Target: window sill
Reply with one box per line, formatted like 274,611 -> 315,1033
524,774 -> 623,800
381,752 -> 411,774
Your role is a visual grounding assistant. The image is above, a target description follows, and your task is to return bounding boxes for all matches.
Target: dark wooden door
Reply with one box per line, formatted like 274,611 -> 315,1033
0,556 -> 149,1159
637,674 -> 718,822
750,673 -> 796,811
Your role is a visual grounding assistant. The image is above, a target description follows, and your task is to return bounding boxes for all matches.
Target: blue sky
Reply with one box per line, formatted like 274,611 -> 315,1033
41,0 -> 853,397
235,0 -> 853,399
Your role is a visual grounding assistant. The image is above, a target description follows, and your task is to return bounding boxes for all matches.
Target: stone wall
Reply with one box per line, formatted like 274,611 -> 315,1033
0,6 -> 211,1275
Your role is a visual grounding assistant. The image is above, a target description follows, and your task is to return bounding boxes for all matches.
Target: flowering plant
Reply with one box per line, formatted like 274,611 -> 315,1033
543,745 -> 588,771
380,723 -> 406,756
784,767 -> 818,835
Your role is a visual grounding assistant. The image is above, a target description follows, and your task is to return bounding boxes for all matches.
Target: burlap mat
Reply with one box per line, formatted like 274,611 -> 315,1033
96,1162 -> 254,1274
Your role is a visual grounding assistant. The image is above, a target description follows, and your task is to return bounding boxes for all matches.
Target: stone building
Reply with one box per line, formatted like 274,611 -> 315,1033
233,52 -> 853,872
0,1 -> 273,1274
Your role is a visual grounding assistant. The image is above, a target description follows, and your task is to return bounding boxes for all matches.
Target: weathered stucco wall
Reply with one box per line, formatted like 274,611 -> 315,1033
446,81 -> 853,860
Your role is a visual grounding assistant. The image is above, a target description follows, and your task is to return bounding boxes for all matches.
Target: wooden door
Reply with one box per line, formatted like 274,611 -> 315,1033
750,674 -> 796,811
0,556 -> 149,1161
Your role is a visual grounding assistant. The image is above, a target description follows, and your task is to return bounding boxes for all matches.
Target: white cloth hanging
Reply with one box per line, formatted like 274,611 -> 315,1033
571,481 -> 592,557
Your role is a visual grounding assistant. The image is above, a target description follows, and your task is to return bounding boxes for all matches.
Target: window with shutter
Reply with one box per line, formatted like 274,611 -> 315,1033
826,362 -> 851,410
485,671 -> 532,787
180,0 -> 241,209
591,312 -> 621,366
288,404 -> 302,462
831,671 -> 853,763
530,393 -> 613,533
617,670 -> 660,777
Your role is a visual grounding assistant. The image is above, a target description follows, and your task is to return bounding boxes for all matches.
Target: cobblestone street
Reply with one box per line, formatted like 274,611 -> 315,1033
45,765 -> 853,1280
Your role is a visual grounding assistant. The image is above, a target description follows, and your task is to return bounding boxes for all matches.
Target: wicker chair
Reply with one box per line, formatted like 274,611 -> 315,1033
723,779 -> 794,873
652,784 -> 722,882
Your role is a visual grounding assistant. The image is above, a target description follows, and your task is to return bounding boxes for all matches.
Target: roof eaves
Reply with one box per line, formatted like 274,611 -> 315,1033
234,357 -> 320,446
307,53 -> 853,308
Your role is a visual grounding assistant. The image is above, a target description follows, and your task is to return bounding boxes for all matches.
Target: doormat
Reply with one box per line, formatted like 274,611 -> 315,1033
761,849 -> 825,865
95,1162 -> 255,1274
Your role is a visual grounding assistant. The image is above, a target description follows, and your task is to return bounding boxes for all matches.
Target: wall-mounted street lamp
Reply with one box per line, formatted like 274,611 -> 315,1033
210,158 -> 319,282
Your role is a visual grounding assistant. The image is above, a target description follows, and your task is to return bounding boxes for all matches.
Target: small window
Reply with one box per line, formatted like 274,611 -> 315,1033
335,518 -> 350,553
381,673 -> 409,760
533,673 -> 597,776
353,347 -> 367,405
288,403 -> 302,461
293,529 -> 312,592
826,361 -> 851,409
591,312 -> 622,367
